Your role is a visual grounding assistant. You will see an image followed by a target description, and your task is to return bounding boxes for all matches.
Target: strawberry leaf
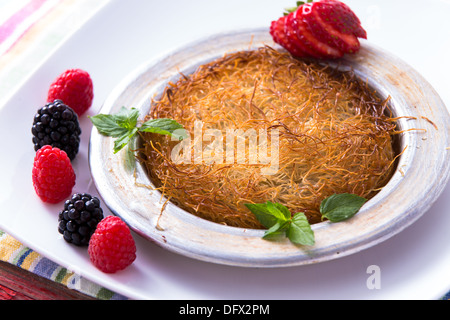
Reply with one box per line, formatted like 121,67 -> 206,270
283,0 -> 313,15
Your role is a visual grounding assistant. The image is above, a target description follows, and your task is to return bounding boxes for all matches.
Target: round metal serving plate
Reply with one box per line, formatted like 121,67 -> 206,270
89,28 -> 450,267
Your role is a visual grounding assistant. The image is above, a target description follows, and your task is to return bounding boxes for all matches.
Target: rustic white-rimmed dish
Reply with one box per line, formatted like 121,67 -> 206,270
89,28 -> 450,267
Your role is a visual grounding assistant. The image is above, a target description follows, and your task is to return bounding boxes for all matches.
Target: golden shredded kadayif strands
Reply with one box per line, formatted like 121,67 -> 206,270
140,46 -> 397,229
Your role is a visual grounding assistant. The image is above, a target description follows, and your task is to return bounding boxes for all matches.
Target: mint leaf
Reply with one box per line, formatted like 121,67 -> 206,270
287,212 -> 315,246
266,202 -> 291,222
114,107 -> 139,130
113,127 -> 138,154
246,193 -> 366,247
263,220 -> 290,239
139,118 -> 187,140
245,203 -> 279,228
88,114 -> 130,137
89,107 -> 186,153
320,193 -> 367,222
245,202 -> 315,246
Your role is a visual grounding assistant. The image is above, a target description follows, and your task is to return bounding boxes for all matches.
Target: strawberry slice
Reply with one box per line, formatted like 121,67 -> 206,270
292,8 -> 343,59
270,15 -> 306,57
315,0 -> 367,39
284,12 -> 322,58
301,2 -> 361,54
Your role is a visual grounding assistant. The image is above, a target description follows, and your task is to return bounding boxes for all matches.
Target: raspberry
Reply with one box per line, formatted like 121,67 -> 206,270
88,216 -> 136,273
47,69 -> 94,116
32,145 -> 76,203
32,99 -> 81,161
58,193 -> 104,246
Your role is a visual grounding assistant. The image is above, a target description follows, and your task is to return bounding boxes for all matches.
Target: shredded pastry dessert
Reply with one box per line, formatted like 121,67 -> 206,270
139,46 -> 397,229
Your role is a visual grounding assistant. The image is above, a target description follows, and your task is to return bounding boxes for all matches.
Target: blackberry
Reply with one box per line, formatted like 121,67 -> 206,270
32,99 -> 81,160
58,193 -> 104,246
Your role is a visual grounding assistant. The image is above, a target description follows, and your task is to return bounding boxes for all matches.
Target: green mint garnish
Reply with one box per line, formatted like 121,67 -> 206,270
89,107 -> 186,154
320,193 -> 367,222
245,202 -> 315,246
245,193 -> 367,246
286,212 -> 315,246
140,118 -> 187,141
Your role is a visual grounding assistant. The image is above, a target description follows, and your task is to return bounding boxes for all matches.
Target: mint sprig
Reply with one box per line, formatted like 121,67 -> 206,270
89,107 -> 186,153
245,193 -> 367,246
245,202 -> 315,246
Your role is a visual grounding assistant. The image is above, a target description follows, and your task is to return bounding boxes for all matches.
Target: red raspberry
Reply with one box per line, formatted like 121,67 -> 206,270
88,216 -> 136,273
47,69 -> 94,116
32,145 -> 76,203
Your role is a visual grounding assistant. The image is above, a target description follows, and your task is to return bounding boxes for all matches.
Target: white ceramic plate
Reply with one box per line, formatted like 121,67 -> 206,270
1,0 -> 450,300
89,28 -> 449,268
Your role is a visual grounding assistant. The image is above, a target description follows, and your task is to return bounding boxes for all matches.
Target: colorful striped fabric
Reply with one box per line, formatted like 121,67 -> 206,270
0,0 -> 127,300
0,230 -> 126,299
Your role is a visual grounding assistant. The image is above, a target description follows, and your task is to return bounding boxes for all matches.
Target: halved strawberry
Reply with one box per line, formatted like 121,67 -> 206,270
292,8 -> 343,59
301,1 -> 361,54
270,15 -> 306,57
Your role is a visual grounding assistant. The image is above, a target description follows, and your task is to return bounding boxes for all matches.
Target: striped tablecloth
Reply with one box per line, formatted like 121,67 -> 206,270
0,0 -> 127,300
